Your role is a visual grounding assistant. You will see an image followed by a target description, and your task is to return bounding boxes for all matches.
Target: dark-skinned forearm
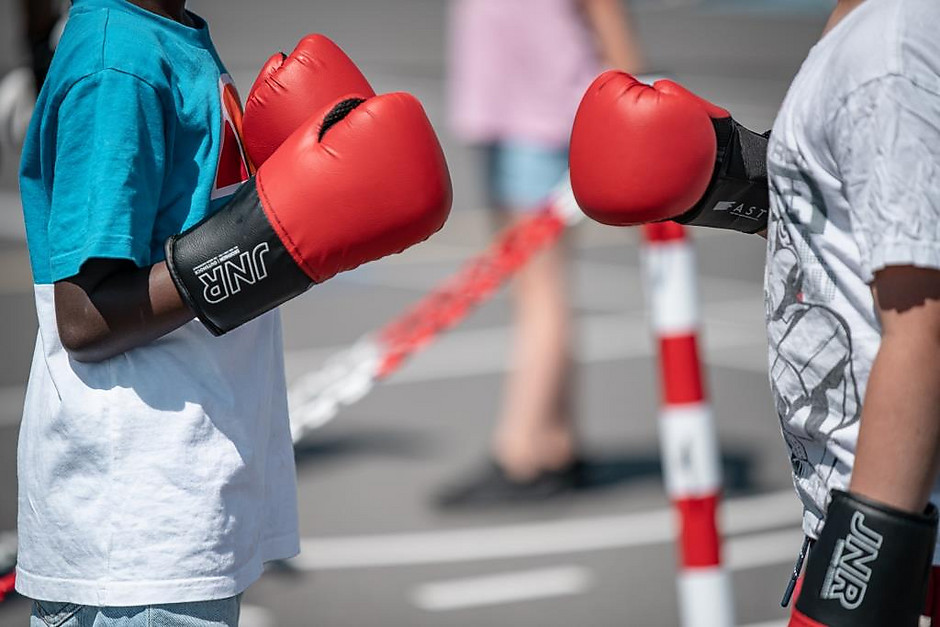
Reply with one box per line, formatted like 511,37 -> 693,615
55,260 -> 194,363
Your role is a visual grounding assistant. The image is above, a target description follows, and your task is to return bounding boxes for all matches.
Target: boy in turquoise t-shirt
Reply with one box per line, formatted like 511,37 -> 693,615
17,0 -> 452,622
17,1 -> 297,624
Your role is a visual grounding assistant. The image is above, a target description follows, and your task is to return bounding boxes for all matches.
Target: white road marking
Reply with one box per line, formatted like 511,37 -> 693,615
0,386 -> 24,427
411,566 -> 593,611
403,530 -> 804,621
283,295 -> 768,392
292,490 -> 801,571
0,298 -> 767,429
725,528 -> 806,571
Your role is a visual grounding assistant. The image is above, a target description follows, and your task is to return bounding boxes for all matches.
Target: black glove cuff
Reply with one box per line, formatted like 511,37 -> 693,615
675,118 -> 770,234
166,178 -> 313,336
796,489 -> 938,627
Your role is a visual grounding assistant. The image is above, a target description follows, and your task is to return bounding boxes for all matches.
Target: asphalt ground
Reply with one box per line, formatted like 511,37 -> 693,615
0,1 -> 833,625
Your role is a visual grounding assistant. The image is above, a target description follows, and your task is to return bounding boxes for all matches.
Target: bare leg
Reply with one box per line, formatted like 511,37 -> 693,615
492,218 -> 577,480
433,150 -> 579,507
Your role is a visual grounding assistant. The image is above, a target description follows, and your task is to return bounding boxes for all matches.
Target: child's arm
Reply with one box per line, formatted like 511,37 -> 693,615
788,69 -> 940,626
791,267 -> 940,626
43,68 -> 187,363
48,36 -> 416,361
579,0 -> 644,72
54,259 -> 193,362
850,266 -> 940,512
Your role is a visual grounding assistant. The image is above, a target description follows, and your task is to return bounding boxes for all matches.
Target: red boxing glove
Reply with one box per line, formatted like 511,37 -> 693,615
166,93 -> 452,335
257,93 -> 451,283
242,34 -> 374,167
570,71 -> 769,234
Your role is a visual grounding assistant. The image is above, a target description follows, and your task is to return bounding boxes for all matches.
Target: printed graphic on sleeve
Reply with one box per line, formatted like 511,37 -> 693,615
212,74 -> 251,201
765,140 -> 862,533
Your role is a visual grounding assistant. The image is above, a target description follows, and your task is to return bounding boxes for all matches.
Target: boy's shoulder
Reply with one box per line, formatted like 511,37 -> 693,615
825,0 -> 940,98
52,4 -> 176,98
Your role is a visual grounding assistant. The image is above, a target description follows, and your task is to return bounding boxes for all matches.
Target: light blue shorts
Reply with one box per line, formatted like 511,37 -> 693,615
484,140 -> 569,212
29,596 -> 241,627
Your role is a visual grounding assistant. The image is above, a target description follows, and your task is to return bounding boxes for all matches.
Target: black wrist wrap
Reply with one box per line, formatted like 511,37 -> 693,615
165,178 -> 313,336
796,490 -> 938,627
675,118 -> 770,234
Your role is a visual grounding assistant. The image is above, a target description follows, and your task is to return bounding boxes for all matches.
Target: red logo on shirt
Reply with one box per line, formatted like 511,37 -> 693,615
211,74 -> 251,200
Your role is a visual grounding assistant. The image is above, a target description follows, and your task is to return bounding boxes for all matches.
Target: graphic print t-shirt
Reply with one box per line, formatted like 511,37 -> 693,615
17,0 -> 298,605
765,0 -> 940,555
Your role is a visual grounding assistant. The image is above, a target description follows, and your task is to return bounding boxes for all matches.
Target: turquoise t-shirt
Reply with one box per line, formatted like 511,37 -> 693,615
20,0 -> 252,284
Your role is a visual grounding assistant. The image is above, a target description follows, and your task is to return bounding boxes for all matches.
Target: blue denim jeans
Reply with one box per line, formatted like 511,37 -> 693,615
482,140 -> 569,212
29,596 -> 241,627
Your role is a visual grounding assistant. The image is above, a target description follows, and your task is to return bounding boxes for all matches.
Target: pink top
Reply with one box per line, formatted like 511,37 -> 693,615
448,0 -> 602,147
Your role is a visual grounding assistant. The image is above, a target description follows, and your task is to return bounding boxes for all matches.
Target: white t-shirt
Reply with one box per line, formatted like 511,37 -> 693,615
765,0 -> 940,557
17,292 -> 300,606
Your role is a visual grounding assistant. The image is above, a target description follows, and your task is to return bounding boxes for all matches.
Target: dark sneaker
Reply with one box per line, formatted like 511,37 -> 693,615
434,459 -> 585,508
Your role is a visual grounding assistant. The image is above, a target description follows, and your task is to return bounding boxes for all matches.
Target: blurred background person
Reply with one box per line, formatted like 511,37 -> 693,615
0,0 -> 64,607
436,0 -> 644,506
0,0 -> 63,180
20,0 -> 62,90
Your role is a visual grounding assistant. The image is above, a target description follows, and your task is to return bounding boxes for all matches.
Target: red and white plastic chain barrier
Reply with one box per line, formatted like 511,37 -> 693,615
287,175 -> 583,441
641,221 -> 734,627
0,532 -> 16,603
0,572 -> 14,603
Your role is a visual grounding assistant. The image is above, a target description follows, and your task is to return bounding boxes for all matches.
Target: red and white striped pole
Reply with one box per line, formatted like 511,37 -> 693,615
641,222 -> 734,627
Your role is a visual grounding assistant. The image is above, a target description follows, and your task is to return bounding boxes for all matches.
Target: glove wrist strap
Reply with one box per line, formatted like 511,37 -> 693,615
794,489 -> 938,627
675,118 -> 770,234
166,178 -> 313,335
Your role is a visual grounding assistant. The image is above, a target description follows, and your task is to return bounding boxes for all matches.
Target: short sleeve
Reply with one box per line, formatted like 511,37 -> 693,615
49,69 -> 167,281
832,75 -> 940,283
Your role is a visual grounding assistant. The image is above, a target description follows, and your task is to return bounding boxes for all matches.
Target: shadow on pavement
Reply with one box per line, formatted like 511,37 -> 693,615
579,446 -> 758,496
293,427 -> 435,468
